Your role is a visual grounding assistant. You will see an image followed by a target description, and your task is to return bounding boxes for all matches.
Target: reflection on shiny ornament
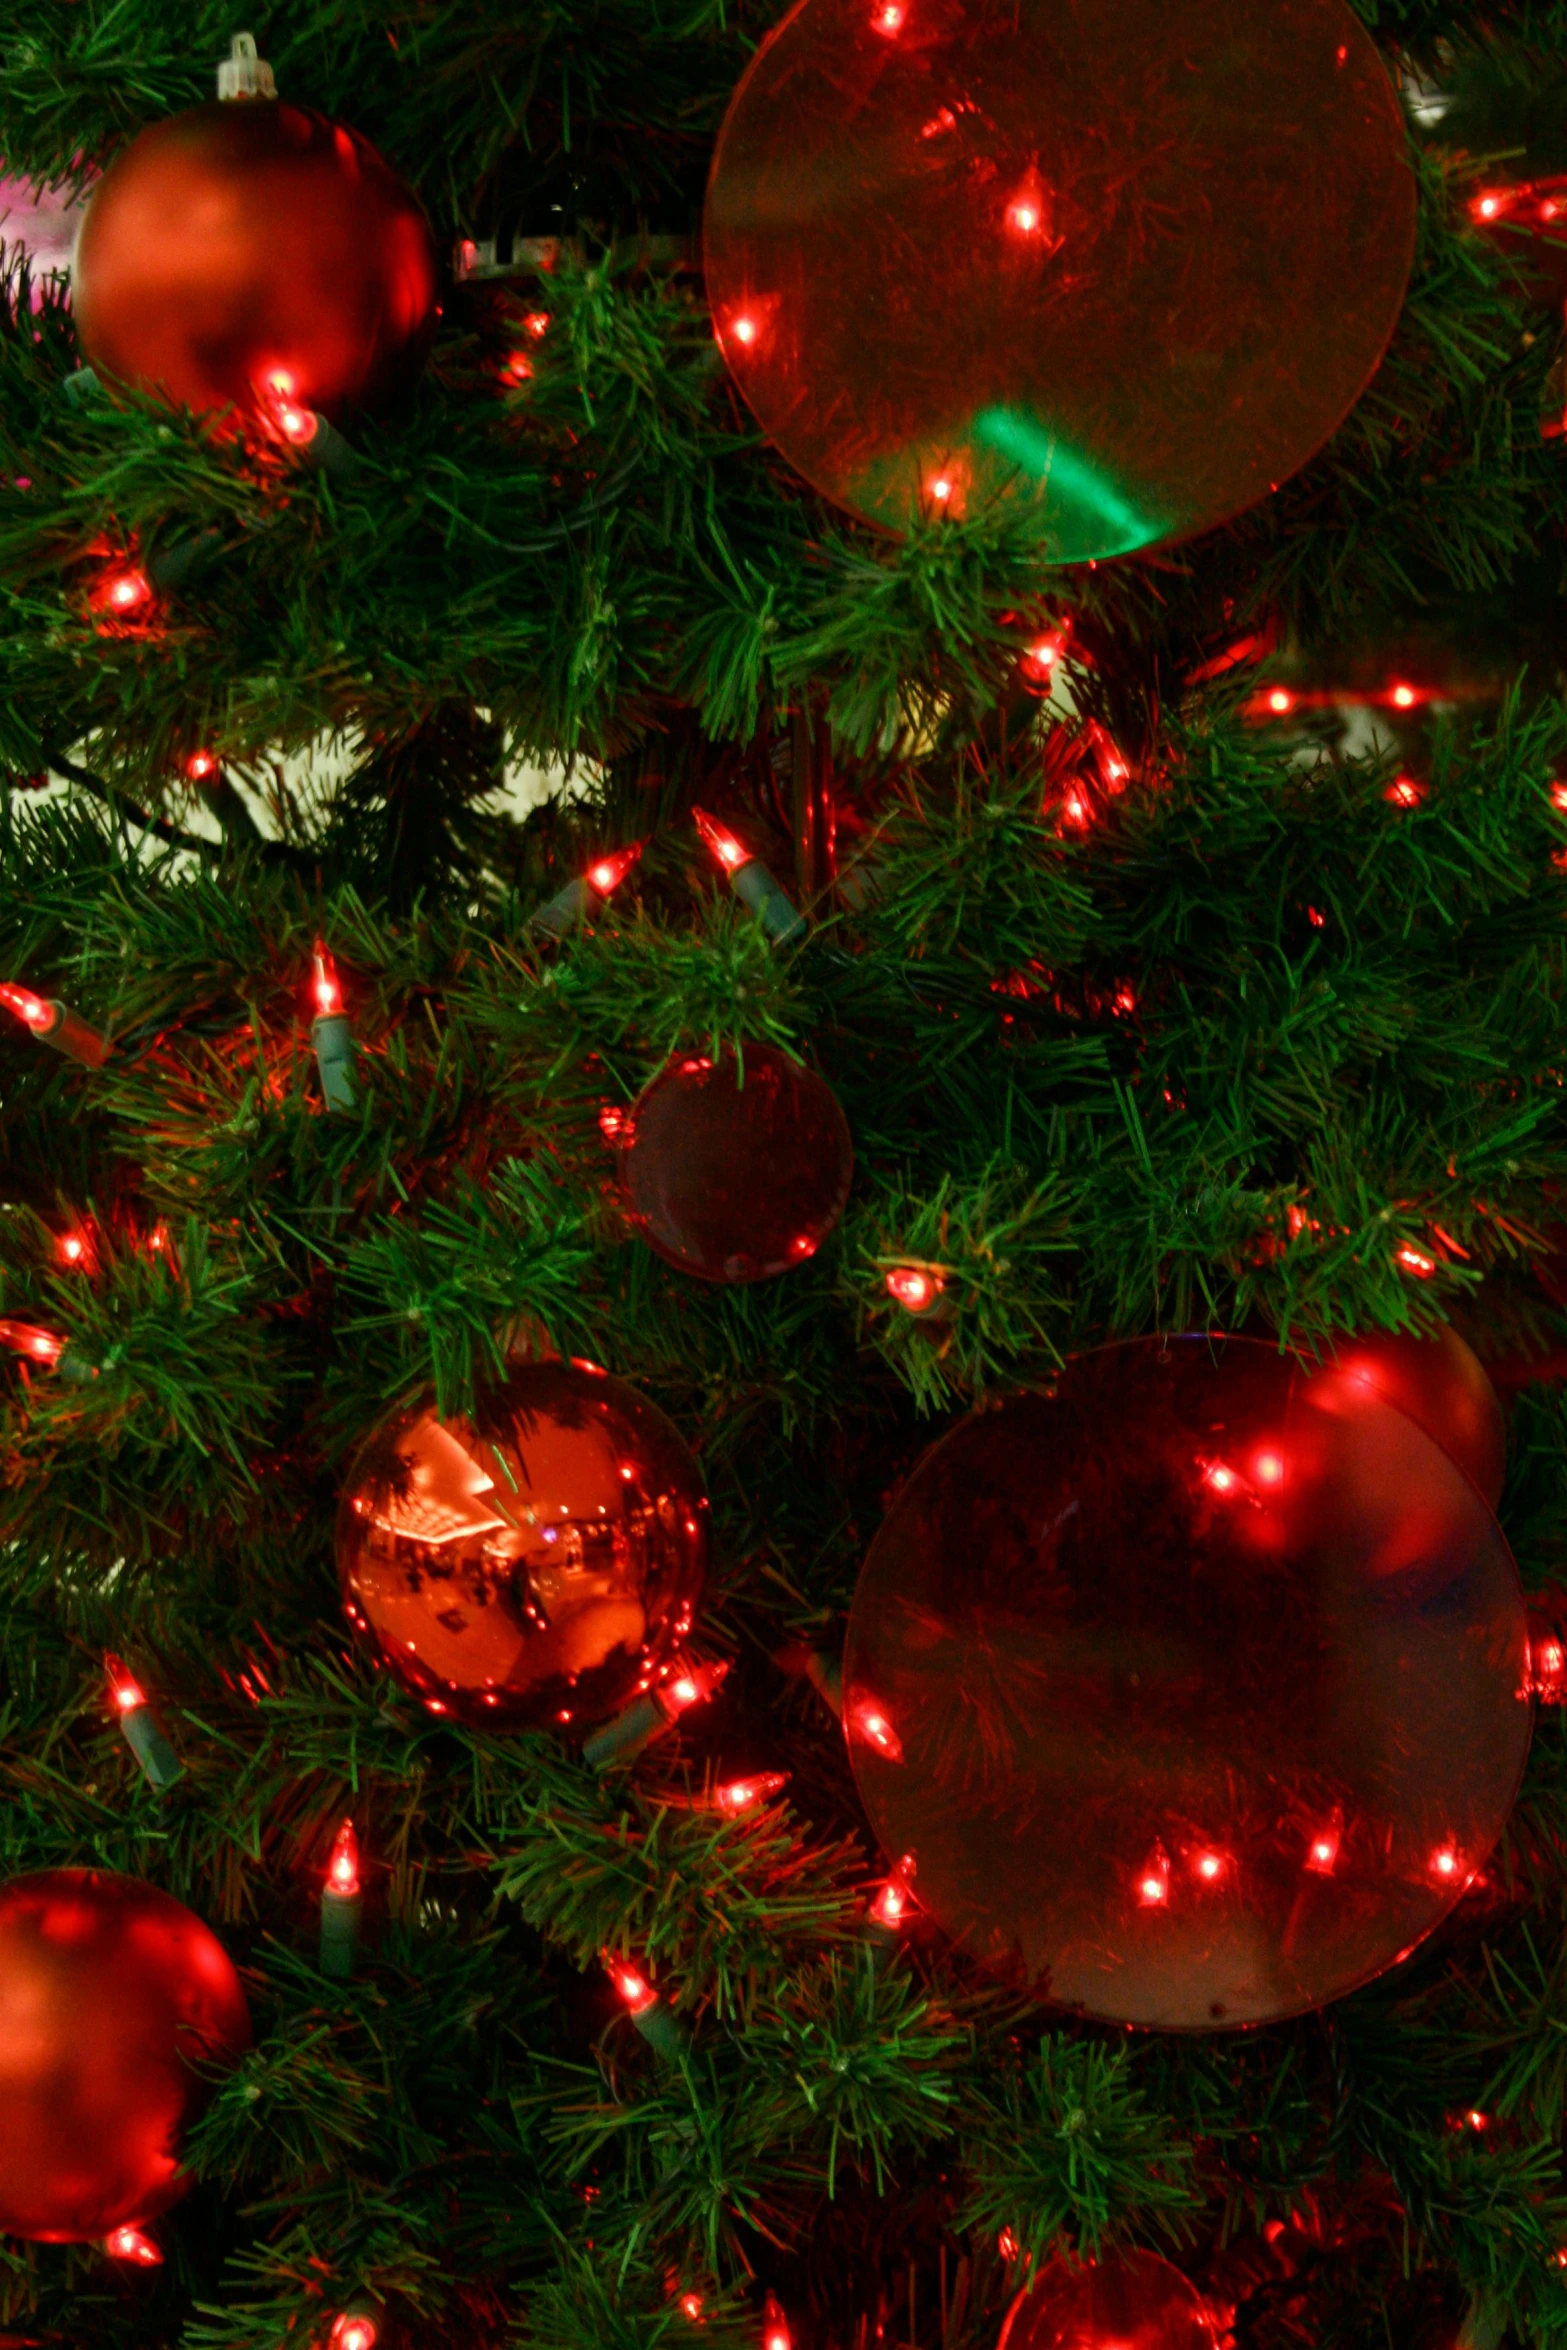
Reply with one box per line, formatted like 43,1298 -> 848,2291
337,1360 -> 707,1732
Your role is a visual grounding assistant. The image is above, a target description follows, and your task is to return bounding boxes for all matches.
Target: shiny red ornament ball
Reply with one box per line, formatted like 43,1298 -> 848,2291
1324,1324 -> 1505,1509
617,1044 -> 853,1283
704,0 -> 1415,558
338,1358 -> 708,1731
845,1335 -> 1530,2029
1000,2253 -> 1217,2350
73,96 -> 438,426
0,1870 -> 251,2241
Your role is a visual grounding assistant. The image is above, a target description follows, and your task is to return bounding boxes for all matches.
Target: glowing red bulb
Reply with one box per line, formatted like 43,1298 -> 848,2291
0,1319 -> 65,1367
1396,1243 -> 1437,1279
0,982 -> 51,1031
872,1 -> 904,29
692,807 -> 751,873
59,1234 -> 85,1264
928,474 -> 953,503
524,311 -> 550,339
998,2229 -> 1020,2262
278,402 -> 319,446
1060,790 -> 1090,830
329,2318 -> 379,2350
885,1265 -> 943,1313
1466,2109 -> 1488,2131
105,1654 -> 146,1713
1007,200 -> 1040,234
327,1818 -> 361,1898
1474,192 -> 1504,220
1138,1870 -> 1168,1907
730,315 -> 759,346
655,1657 -> 728,1721
599,1104 -> 627,1142
669,1675 -> 699,1708
500,352 -> 534,384
1552,781 -> 1567,812
1431,1845 -> 1460,1881
103,2225 -> 162,2266
1266,686 -> 1293,715
1384,775 -> 1423,808
1304,1823 -> 1340,1875
101,566 -> 151,614
1193,1850 -> 1225,1883
1252,1450 -> 1283,1486
184,749 -> 218,780
585,841 -> 643,896
850,1699 -> 904,1761
1390,681 -> 1417,709
312,945 -> 342,1016
1534,1636 -> 1566,1698
680,2294 -> 705,2323
607,1957 -> 657,2015
714,1772 -> 789,1815
1203,1461 -> 1240,1496
870,1854 -> 916,1928
764,2298 -> 790,2350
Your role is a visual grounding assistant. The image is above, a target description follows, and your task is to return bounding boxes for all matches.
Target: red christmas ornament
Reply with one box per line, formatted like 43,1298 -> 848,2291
1323,1325 -> 1505,1509
337,1358 -> 708,1731
617,1044 -> 853,1283
844,1336 -> 1530,2029
704,0 -> 1415,558
0,1870 -> 251,2241
999,2254 -> 1217,2350
73,37 -> 438,429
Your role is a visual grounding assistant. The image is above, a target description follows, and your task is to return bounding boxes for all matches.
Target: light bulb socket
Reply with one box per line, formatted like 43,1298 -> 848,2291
119,1700 -> 185,1791
311,1012 -> 358,1113
30,999 -> 111,1068
630,1998 -> 689,2058
530,876 -> 594,941
580,1691 -> 667,1771
320,1886 -> 362,1979
732,858 -> 806,946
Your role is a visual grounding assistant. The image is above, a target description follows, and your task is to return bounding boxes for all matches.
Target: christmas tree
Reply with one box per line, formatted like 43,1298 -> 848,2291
4,2 -> 1567,2346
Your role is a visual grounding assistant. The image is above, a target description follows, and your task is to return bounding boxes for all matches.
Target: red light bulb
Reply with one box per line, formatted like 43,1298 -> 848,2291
0,1318 -> 66,1368
59,1233 -> 85,1265
1396,1243 -> 1437,1279
103,2224 -> 163,2265
998,2228 -> 1020,2263
1552,781 -> 1567,812
1474,192 -> 1505,220
1203,1460 -> 1241,1496
0,982 -> 52,1032
312,944 -> 342,1016
183,749 -> 218,780
680,2294 -> 705,2323
105,1654 -> 146,1713
607,1956 -> 657,2015
1430,1844 -> 1461,1882
714,1772 -> 789,1815
1136,1844 -> 1171,1907
850,1699 -> 904,1760
730,314 -> 759,346
1390,681 -> 1417,709
763,2298 -> 791,2350
928,473 -> 953,502
98,565 -> 151,615
1304,1817 -> 1341,1875
585,841 -> 643,896
885,1265 -> 943,1314
1193,1848 -> 1227,1884
691,807 -> 751,873
327,1818 -> 361,1898
1266,686 -> 1293,715
872,1 -> 904,29
329,2318 -> 380,2350
870,1852 -> 916,1927
1384,775 -> 1423,808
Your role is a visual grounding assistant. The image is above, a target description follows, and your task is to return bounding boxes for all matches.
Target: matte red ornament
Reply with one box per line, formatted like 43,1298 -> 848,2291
703,0 -> 1416,558
618,1044 -> 853,1283
999,2253 -> 1217,2350
73,93 -> 437,427
337,1359 -> 708,1730
1322,1325 -> 1505,1509
845,1336 -> 1530,2029
0,1870 -> 251,2241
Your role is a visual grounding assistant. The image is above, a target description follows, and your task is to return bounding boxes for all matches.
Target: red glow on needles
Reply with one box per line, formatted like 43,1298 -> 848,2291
105,1654 -> 146,1713
585,841 -> 643,896
691,807 -> 751,873
312,945 -> 342,1016
326,1818 -> 361,1898
103,2225 -> 162,2266
0,982 -> 51,1032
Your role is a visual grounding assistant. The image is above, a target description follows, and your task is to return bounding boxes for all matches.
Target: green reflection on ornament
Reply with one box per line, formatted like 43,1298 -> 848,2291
973,406 -> 1162,555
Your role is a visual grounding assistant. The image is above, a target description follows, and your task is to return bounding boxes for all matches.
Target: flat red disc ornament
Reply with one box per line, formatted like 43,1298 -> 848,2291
1000,2252 -> 1218,2350
703,0 -> 1416,558
845,1337 -> 1530,2029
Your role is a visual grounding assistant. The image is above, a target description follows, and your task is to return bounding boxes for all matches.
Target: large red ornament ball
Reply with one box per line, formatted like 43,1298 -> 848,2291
1000,2253 -> 1217,2350
618,1044 -> 853,1283
704,0 -> 1416,558
73,96 -> 438,426
0,1870 -> 251,2241
338,1358 -> 708,1731
845,1336 -> 1531,2029
1324,1324 -> 1505,1510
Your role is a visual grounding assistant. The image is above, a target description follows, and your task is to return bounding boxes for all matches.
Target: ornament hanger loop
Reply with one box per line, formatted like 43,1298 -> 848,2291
217,32 -> 276,101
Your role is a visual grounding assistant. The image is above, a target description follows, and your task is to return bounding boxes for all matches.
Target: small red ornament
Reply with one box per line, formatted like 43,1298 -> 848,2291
0,1870 -> 251,2241
73,37 -> 438,429
1323,1325 -> 1505,1510
337,1358 -> 708,1730
846,1336 -> 1530,2029
618,1045 -> 853,1283
999,2253 -> 1217,2350
704,0 -> 1415,557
